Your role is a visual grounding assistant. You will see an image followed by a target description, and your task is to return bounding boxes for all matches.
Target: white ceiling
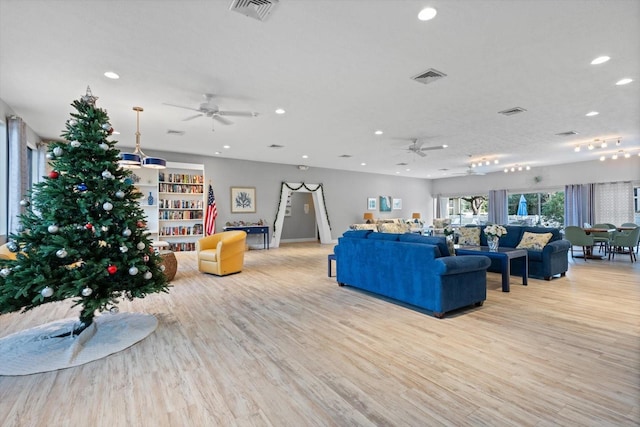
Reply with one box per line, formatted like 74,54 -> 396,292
1,0 -> 638,179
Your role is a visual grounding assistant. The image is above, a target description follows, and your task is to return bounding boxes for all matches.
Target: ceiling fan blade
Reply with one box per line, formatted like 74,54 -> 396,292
162,102 -> 203,113
212,114 -> 234,125
182,114 -> 203,121
416,151 -> 427,157
419,145 -> 447,151
216,110 -> 258,117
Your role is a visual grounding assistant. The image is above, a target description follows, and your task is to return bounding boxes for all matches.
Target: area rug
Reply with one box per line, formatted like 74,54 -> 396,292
0,312 -> 157,376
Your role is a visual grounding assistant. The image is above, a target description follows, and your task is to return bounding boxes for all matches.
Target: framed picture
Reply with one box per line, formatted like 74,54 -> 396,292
285,207 -> 292,217
392,198 -> 402,210
379,196 -> 392,212
231,187 -> 256,213
367,197 -> 377,210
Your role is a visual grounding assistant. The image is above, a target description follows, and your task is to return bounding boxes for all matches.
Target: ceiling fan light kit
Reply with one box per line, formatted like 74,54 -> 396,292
118,106 -> 166,170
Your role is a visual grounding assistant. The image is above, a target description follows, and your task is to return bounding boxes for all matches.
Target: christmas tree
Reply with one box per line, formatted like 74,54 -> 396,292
0,88 -> 169,333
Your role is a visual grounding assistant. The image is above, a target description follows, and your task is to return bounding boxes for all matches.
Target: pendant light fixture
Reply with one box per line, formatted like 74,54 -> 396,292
118,106 -> 166,169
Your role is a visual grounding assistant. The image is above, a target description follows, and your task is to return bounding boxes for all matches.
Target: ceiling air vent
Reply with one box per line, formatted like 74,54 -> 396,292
268,144 -> 284,149
339,154 -> 352,158
229,0 -> 279,22
166,129 -> 185,136
411,68 -> 447,85
498,107 -> 527,116
555,131 -> 579,136
396,162 -> 409,166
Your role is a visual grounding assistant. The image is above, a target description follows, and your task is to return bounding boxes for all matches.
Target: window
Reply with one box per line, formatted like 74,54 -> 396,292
507,191 -> 564,227
447,195 -> 488,225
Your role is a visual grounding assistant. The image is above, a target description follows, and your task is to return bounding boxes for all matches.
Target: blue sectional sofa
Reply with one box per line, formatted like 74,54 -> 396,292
334,231 -> 491,318
461,225 -> 570,281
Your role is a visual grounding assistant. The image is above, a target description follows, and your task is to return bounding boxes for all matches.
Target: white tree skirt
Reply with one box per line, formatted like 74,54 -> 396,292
0,312 -> 157,376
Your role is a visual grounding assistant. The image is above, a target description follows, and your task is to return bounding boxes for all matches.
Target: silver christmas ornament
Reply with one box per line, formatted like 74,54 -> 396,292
120,245 -> 128,253
128,266 -> 139,276
122,228 -> 132,237
101,123 -> 111,130
46,152 -> 54,160
56,248 -> 68,258
0,268 -> 11,277
115,190 -> 125,199
48,224 -> 59,234
160,265 -> 166,272
103,202 -> 113,211
41,286 -> 54,298
143,255 -> 150,262
136,242 -> 146,250
70,140 -> 81,148
143,271 -> 152,280
99,143 -> 109,151
81,287 -> 93,296
53,147 -> 63,156
68,119 -> 77,126
102,170 -> 112,179
19,199 -> 30,207
7,241 -> 18,252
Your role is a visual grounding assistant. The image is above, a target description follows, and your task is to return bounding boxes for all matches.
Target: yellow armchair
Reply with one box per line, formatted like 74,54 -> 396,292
0,243 -> 17,261
196,230 -> 247,276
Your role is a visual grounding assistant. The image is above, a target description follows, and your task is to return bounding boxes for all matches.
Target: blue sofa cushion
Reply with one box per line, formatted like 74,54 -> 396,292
342,230 -> 373,239
399,234 -> 449,257
368,232 -> 401,241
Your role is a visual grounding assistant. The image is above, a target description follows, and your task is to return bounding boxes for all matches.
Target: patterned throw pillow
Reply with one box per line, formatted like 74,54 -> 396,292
378,222 -> 408,233
458,227 -> 480,246
516,232 -> 552,250
350,224 -> 378,231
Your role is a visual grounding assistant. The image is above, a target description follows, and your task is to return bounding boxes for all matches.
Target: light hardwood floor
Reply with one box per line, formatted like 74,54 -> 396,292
1,243 -> 638,427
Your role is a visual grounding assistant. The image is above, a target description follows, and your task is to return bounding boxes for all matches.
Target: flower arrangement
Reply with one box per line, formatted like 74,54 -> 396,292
443,225 -> 455,236
484,224 -> 507,238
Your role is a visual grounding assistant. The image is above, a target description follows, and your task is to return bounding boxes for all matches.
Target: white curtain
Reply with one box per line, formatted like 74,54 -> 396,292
488,189 -> 508,224
595,182 -> 634,225
7,116 -> 28,235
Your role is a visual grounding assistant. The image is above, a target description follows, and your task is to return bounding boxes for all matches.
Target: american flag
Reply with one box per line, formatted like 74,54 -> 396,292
205,184 -> 217,235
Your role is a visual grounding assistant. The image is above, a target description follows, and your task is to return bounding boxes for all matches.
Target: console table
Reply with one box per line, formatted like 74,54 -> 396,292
455,246 -> 528,292
223,226 -> 269,249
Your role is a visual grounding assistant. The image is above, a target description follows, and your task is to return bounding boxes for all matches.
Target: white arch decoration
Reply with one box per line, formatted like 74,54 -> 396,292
272,182 -> 332,248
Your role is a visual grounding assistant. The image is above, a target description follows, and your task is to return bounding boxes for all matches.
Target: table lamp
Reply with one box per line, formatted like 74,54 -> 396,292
363,213 -> 374,224
412,213 -> 421,223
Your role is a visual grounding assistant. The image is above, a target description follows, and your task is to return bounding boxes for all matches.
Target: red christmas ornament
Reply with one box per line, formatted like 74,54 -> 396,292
107,265 -> 117,275
108,127 -> 114,135
137,221 -> 146,228
85,223 -> 93,230
49,171 -> 59,179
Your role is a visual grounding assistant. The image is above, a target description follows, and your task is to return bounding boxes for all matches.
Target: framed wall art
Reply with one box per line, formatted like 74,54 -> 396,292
379,196 -> 392,212
231,187 -> 256,213
367,197 -> 377,210
392,198 -> 402,210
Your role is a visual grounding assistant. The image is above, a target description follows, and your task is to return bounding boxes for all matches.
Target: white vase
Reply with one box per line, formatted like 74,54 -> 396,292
488,236 -> 499,251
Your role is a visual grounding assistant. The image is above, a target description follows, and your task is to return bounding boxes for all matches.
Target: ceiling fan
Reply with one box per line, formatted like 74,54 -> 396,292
453,166 -> 486,176
401,138 -> 448,157
162,94 -> 258,130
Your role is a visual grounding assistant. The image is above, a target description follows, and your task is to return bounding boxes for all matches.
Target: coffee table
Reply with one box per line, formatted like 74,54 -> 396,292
455,246 -> 528,292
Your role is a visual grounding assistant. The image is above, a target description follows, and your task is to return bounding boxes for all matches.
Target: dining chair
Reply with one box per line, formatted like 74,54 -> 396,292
620,223 -> 639,253
591,223 -> 614,255
608,227 -> 640,262
564,226 -> 595,261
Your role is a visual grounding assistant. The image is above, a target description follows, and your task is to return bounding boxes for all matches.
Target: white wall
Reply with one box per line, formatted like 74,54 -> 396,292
432,158 -> 640,197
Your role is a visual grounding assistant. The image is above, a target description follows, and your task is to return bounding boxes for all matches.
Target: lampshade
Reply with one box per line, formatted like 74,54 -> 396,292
118,106 -> 166,169
412,213 -> 421,219
363,213 -> 374,221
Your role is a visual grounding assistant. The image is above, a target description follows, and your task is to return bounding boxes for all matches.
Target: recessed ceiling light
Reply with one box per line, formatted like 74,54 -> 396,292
360,162 -> 366,166
442,144 -> 448,148
395,171 -> 400,174
418,7 -> 437,21
586,111 -> 599,116
374,130 -> 383,135
616,78 -> 633,85
600,156 -> 606,161
302,155 -> 308,159
405,168 -> 411,172
590,56 -> 610,65
104,71 -> 120,79
223,145 -> 230,149
112,131 -> 120,135
214,151 -> 221,155
275,108 -> 286,114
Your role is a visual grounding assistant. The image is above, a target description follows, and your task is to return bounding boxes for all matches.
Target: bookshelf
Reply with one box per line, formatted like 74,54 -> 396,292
157,162 -> 205,252
132,162 -> 205,252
